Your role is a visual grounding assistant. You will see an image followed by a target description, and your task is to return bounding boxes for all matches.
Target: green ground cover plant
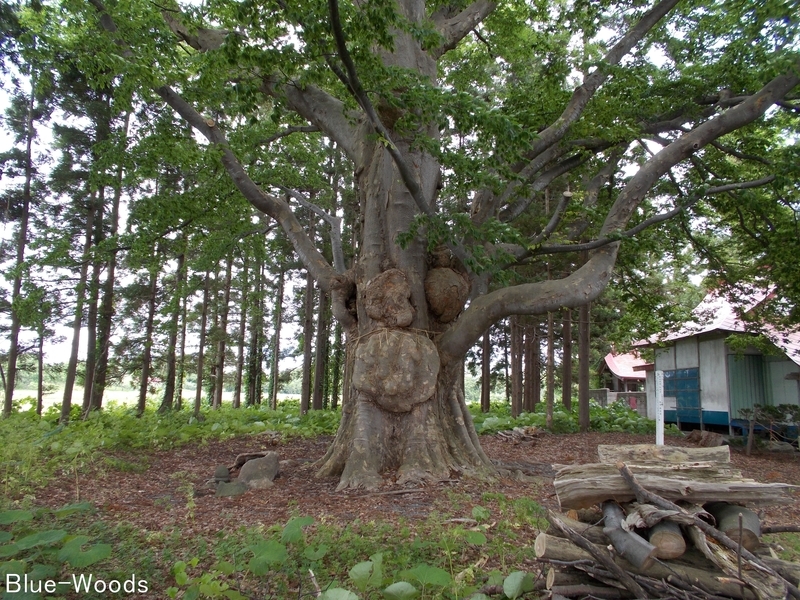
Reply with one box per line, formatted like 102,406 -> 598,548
0,398 -> 727,599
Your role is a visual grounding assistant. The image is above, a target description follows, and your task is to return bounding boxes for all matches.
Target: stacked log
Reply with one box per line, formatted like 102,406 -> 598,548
536,444 -> 800,600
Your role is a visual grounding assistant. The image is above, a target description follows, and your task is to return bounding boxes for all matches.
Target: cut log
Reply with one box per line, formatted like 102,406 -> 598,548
549,584 -> 634,599
554,462 -> 796,509
762,556 -> 800,587
763,525 -> 800,534
685,522 -> 785,600
706,502 -> 761,552
598,443 -> 730,464
647,520 -> 686,559
545,514 -> 607,545
601,501 -> 657,570
617,461 -> 799,600
545,567 -> 600,589
625,501 -> 698,529
535,532 -> 750,599
545,510 -> 648,598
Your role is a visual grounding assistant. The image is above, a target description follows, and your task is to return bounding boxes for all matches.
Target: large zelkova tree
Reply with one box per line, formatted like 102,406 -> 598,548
58,0 -> 799,488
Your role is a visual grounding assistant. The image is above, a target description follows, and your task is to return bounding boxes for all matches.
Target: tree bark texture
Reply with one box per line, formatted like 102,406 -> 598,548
523,324 -> 534,412
510,316 -> 522,418
268,267 -> 283,409
193,272 -> 210,417
312,290 -> 329,411
597,443 -> 730,464
212,253 -> 233,409
137,265 -> 159,416
161,253 -> 186,412
247,256 -> 265,406
3,79 -> 35,418
578,300 -> 590,432
555,462 -> 797,510
233,254 -> 248,409
562,309 -> 572,411
481,329 -> 491,413
546,310 -> 555,428
88,140 -> 126,414
300,268 -> 315,415
534,532 -> 753,599
61,192 -> 96,423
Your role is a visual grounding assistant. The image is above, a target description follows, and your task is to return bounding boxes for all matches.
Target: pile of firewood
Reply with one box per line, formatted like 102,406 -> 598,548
535,444 -> 800,599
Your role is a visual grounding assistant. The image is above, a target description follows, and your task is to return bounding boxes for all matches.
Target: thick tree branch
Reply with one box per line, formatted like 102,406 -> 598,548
546,509 -> 648,598
439,243 -> 619,365
258,125 -> 320,147
534,176 -> 777,255
280,187 -> 347,274
153,87 -> 341,287
528,191 -> 573,248
263,80 -> 362,163
430,0 -> 497,60
327,0 -> 434,218
155,3 -> 363,163
160,11 -> 228,51
521,0 -> 681,165
600,66 -> 799,237
443,64 -> 798,362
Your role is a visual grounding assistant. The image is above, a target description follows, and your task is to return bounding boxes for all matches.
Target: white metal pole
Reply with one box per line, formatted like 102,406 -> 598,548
655,370 -> 665,446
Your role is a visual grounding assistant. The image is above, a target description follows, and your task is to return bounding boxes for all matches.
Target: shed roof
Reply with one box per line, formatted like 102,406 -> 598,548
640,290 -> 800,367
602,352 -> 648,380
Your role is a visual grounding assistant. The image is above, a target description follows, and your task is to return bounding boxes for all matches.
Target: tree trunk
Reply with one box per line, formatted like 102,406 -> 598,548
160,252 -> 185,412
300,267 -> 315,415
578,301 -> 591,432
175,265 -> 189,411
330,322 -> 343,410
510,316 -> 522,417
2,80 -> 35,418
233,254 -> 249,409
481,328 -> 491,413
137,265 -> 159,416
81,196 -> 103,413
36,332 -> 44,416
212,253 -> 233,409
206,266 -> 221,404
562,309 -> 573,411
246,257 -> 264,406
194,272 -> 210,417
268,267 -> 283,409
546,310 -> 555,428
87,114 -> 127,415
312,290 -> 329,411
61,192 -> 96,424
314,103 -> 494,489
523,324 -> 533,412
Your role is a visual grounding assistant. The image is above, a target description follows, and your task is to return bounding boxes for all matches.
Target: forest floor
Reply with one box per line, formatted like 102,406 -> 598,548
38,431 -> 800,596
42,430 -> 800,542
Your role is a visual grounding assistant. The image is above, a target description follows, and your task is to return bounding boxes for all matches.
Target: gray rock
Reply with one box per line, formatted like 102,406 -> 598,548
238,452 -> 280,489
214,464 -> 231,483
215,481 -> 248,497
767,440 -> 796,453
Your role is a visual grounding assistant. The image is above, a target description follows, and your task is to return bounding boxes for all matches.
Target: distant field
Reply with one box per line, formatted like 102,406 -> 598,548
12,388 -> 300,411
